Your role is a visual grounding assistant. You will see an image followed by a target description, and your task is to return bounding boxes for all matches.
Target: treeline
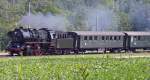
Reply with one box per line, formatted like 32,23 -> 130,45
0,0 -> 150,50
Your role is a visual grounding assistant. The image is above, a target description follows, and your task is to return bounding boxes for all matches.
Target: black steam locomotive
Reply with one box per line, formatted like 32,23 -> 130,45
6,27 -> 150,56
7,27 -> 56,56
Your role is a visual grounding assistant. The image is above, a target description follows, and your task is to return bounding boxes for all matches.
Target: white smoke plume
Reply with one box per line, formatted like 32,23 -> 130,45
129,1 -> 150,31
19,12 -> 68,31
18,0 -> 150,31
86,7 -> 119,31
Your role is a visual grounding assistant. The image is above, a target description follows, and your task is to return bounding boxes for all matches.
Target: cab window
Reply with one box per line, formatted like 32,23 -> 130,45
138,36 -> 141,40
110,36 -> 113,40
114,36 -> 117,40
102,36 -> 105,40
89,36 -> 93,40
84,36 -> 88,40
94,36 -> 98,40
106,36 -> 109,40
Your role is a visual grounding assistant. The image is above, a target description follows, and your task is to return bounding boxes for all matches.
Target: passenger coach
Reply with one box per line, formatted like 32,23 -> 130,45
67,31 -> 125,53
125,32 -> 150,51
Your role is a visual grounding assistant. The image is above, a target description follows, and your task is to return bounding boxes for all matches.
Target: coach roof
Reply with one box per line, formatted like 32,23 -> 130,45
125,32 -> 150,36
72,31 -> 125,36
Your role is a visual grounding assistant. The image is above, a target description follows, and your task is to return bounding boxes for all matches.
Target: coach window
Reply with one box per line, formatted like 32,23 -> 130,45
89,36 -> 93,40
53,34 -> 56,38
84,36 -> 88,40
102,36 -> 105,40
114,36 -> 117,40
58,35 -> 60,39
116,36 -> 118,40
110,36 -> 113,40
61,34 -> 63,38
65,34 -> 67,38
63,34 -> 65,38
134,36 -> 138,40
59,34 -> 62,39
59,35 -> 61,38
67,34 -> 70,38
68,35 -> 71,38
138,36 -> 141,40
94,36 -> 98,40
59,34 -> 61,38
118,36 -> 121,40
106,36 -> 109,40
134,36 -> 136,38
57,35 -> 59,39
62,34 -> 64,38
140,36 -> 143,40
63,34 -> 66,38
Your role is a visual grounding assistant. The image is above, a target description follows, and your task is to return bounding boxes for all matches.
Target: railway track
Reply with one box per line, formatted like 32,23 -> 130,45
0,52 -> 150,58
0,53 -> 11,58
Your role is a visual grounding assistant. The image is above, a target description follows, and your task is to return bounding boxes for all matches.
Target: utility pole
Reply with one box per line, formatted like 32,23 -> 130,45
28,0 -> 31,16
96,15 -> 98,31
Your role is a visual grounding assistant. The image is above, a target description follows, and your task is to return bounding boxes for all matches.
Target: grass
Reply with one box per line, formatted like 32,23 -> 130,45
0,54 -> 150,80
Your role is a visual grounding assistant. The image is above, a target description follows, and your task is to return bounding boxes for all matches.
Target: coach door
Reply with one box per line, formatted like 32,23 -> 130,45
124,33 -> 131,51
123,35 -> 127,50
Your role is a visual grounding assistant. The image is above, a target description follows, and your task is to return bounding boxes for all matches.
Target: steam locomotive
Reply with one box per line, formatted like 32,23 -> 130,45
6,27 -> 150,56
7,27 -> 55,56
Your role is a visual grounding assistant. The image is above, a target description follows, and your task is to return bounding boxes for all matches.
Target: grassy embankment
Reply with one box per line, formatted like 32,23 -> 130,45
0,54 -> 149,80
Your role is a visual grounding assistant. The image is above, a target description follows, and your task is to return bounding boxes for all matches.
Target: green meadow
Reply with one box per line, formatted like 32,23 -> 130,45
0,54 -> 149,80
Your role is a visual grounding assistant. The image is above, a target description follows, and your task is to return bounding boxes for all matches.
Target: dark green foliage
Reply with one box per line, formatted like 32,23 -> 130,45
118,12 -> 133,31
0,27 -> 10,50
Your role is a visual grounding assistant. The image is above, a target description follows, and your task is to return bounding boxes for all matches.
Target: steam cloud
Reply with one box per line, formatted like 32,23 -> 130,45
19,0 -> 150,31
86,7 -> 118,31
19,12 -> 67,31
129,1 -> 150,31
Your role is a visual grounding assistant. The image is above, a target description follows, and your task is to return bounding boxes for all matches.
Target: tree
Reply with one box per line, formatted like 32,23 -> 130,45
118,12 -> 132,31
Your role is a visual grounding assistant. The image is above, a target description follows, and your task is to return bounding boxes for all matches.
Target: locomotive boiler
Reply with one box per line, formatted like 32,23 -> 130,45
7,27 -> 55,56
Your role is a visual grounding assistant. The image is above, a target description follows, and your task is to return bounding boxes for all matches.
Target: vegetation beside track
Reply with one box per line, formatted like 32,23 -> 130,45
0,54 -> 150,80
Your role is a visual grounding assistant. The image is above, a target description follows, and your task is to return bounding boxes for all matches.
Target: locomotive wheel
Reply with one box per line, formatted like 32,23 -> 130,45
60,50 -> 65,55
110,49 -> 119,53
104,49 -> 107,53
74,50 -> 79,54
9,52 -> 14,56
109,49 -> 115,53
35,50 -> 43,56
16,52 -> 21,56
65,50 -> 71,55
131,49 -> 136,53
23,49 -> 32,56
23,51 -> 28,56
